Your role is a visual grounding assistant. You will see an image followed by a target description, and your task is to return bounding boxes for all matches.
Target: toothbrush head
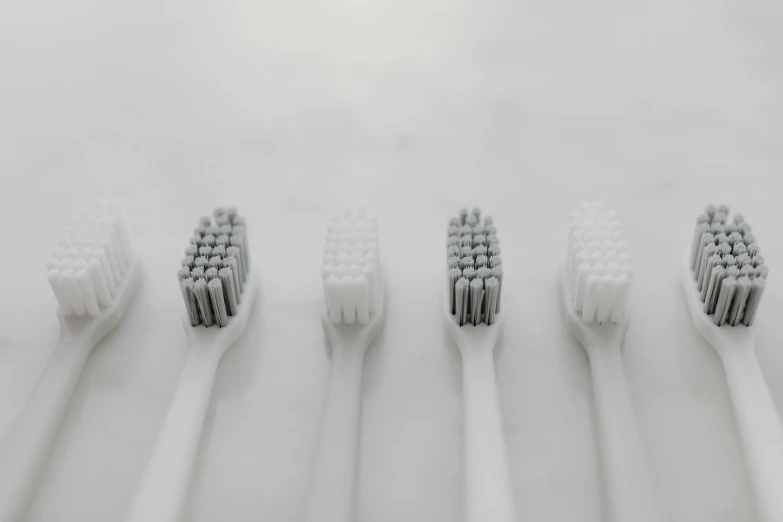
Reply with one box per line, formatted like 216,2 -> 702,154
178,207 -> 254,329
320,208 -> 383,327
563,201 -> 632,326
445,207 -> 503,327
46,203 -> 139,320
681,204 -> 767,331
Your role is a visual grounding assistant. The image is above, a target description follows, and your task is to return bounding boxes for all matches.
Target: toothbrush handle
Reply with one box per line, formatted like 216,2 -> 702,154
722,349 -> 783,522
461,350 -> 517,522
589,347 -> 661,522
0,337 -> 92,522
305,347 -> 365,522
125,351 -> 219,522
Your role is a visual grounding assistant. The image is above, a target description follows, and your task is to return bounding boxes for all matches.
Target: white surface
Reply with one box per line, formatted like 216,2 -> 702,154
1,0 -> 783,521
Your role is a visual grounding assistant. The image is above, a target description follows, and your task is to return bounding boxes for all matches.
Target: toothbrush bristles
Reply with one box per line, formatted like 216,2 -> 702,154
688,205 -> 767,326
565,201 -> 632,324
446,208 -> 502,326
47,203 -> 136,318
321,209 -> 380,326
178,208 -> 251,327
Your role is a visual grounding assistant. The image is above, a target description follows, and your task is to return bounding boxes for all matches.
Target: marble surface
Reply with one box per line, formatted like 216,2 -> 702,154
1,0 -> 783,520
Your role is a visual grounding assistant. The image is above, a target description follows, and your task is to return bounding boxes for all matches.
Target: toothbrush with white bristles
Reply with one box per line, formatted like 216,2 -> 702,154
0,204 -> 141,521
125,207 -> 258,522
443,207 -> 516,522
304,209 -> 386,522
680,204 -> 782,522
561,201 -> 662,522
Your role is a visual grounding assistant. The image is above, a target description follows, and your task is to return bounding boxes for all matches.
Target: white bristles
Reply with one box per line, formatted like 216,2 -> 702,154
566,201 -> 632,324
321,209 -> 380,326
47,204 -> 136,318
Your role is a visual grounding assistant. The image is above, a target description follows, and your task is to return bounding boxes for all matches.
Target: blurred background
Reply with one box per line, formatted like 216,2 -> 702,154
1,0 -> 782,521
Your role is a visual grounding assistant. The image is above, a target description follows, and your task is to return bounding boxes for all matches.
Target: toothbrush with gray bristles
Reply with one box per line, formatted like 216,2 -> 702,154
681,204 -> 782,522
125,207 -> 258,522
444,207 -> 515,522
0,204 -> 141,521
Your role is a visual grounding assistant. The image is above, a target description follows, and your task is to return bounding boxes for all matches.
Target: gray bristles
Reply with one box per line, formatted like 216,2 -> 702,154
178,208 -> 250,327
446,209 -> 502,326
492,266 -> 503,313
485,277 -> 499,325
180,278 -> 201,326
469,278 -> 484,325
177,266 -> 190,282
194,279 -> 215,327
455,278 -> 469,325
208,278 -> 229,327
689,205 -> 767,326
448,268 -> 462,314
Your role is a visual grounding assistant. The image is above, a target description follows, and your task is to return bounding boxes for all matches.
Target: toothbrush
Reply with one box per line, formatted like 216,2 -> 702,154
125,207 -> 258,522
443,207 -> 515,522
304,209 -> 385,522
561,201 -> 661,522
680,204 -> 782,522
0,204 -> 141,522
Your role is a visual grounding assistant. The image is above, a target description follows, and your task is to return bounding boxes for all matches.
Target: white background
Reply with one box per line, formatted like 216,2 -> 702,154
1,0 -> 783,520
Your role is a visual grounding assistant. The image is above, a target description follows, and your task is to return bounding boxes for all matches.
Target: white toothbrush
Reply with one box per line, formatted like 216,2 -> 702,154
125,207 -> 258,522
561,201 -> 662,522
304,209 -> 385,522
680,204 -> 782,522
443,208 -> 515,522
0,204 -> 140,522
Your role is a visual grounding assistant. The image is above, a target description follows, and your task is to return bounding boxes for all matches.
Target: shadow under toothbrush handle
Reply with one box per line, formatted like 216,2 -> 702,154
588,346 -> 662,522
304,345 -> 365,522
461,349 -> 517,522
125,350 -> 220,522
0,336 -> 93,522
721,348 -> 783,522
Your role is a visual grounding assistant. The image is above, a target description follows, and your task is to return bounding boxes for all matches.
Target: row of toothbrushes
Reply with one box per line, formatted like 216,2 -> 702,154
0,202 -> 779,522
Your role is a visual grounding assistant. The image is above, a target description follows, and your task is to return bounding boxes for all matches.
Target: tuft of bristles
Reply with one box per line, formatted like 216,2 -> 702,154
321,209 -> 380,326
446,207 -> 502,326
47,204 -> 136,318
689,204 -> 768,326
566,201 -> 632,324
178,207 -> 250,328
